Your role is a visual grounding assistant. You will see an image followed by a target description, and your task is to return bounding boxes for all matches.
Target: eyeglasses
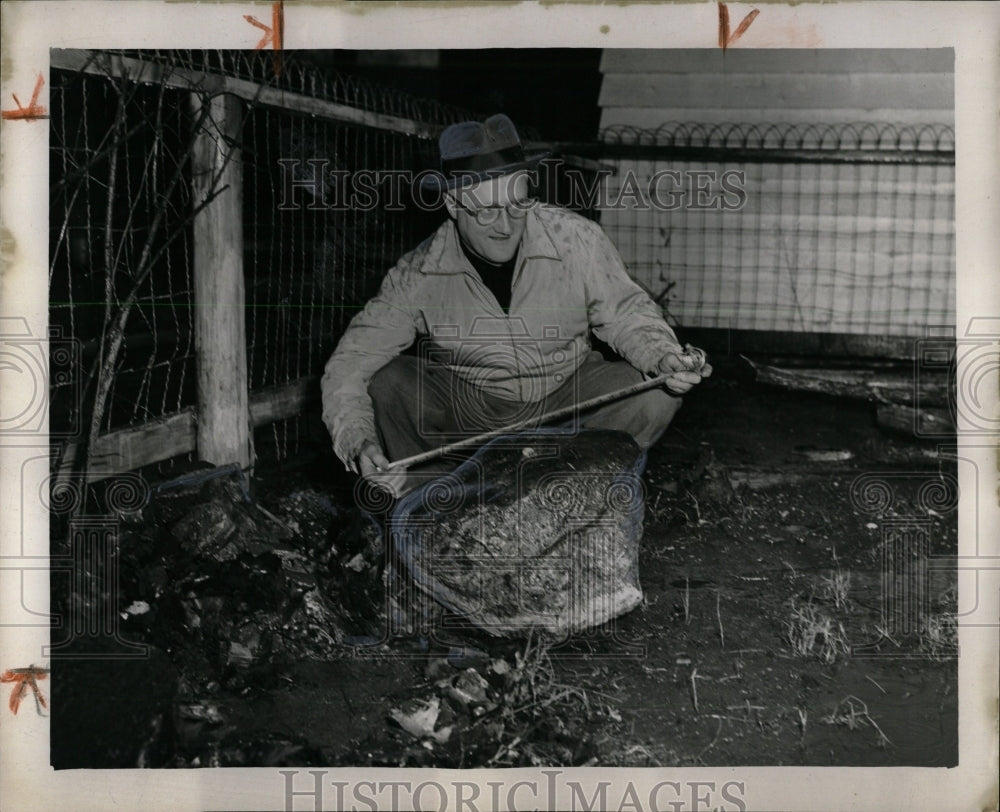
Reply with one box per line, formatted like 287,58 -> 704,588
453,197 -> 538,226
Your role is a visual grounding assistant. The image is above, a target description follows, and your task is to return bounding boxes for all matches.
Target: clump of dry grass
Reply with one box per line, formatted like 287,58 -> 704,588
919,614 -> 957,660
715,590 -> 725,649
784,599 -> 851,663
795,707 -> 808,746
919,585 -> 958,660
481,631 -> 621,767
822,695 -> 892,748
820,568 -> 852,611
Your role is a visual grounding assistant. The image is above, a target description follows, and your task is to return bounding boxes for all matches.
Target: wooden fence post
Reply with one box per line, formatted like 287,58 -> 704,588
190,92 -> 251,468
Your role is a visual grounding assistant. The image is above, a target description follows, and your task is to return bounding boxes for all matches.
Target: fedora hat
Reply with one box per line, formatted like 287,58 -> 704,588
420,113 -> 548,192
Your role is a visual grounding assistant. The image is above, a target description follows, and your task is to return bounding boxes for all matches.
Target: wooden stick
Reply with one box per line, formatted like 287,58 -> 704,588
383,370 -> 678,471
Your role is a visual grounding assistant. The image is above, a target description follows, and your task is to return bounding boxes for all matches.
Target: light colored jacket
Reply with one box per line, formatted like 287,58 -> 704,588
321,204 -> 681,465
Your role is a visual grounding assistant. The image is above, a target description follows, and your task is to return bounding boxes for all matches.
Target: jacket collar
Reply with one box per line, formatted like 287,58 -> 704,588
418,206 -> 562,275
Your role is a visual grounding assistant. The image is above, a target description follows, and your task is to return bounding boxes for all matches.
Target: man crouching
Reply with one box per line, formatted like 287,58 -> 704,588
321,114 -> 711,497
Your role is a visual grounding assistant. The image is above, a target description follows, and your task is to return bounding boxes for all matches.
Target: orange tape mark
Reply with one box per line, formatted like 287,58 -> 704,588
718,2 -> 759,50
1,666 -> 49,715
244,1 -> 284,76
1,73 -> 47,121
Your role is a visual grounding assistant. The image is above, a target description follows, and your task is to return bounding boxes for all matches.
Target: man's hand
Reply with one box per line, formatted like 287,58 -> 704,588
657,345 -> 713,395
354,441 -> 408,497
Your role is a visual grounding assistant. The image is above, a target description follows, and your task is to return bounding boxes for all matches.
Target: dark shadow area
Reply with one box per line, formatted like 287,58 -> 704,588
299,49 -> 604,141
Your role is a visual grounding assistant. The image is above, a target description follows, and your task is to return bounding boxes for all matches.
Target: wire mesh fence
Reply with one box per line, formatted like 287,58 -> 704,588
594,122 -> 956,337
49,64 -> 199,475
49,49 -> 477,474
241,105 -> 452,462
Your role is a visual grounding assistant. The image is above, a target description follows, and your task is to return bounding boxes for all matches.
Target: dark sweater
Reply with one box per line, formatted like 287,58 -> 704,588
461,241 -> 518,314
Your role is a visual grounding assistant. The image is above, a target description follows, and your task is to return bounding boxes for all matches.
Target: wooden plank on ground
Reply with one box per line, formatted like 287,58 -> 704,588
249,378 -> 317,425
56,378 -> 318,485
678,327 -> 923,360
745,359 -> 952,406
57,410 -> 199,482
876,402 -> 954,437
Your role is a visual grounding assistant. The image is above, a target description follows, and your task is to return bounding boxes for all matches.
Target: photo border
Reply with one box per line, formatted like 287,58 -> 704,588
1,2 -> 997,810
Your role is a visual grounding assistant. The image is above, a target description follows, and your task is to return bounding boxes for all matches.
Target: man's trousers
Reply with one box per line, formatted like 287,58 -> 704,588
367,350 -> 681,492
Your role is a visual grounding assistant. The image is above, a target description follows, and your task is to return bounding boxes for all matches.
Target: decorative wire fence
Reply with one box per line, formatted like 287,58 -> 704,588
593,122 -> 956,337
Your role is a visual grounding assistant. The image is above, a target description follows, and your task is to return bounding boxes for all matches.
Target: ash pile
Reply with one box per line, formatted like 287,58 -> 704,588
116,467 -> 376,671
51,464 -> 383,768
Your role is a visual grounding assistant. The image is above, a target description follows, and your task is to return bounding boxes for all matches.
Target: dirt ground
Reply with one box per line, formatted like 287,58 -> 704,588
51,372 -> 958,769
